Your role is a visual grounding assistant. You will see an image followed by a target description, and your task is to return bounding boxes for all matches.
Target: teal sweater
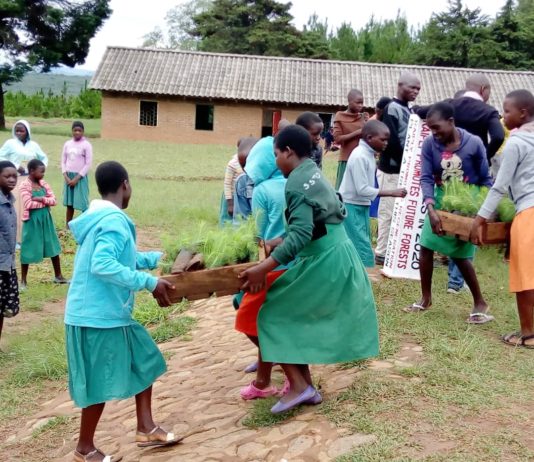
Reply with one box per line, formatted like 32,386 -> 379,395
64,200 -> 161,328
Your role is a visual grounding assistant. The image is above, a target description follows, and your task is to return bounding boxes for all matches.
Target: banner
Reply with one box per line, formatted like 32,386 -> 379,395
382,115 -> 431,280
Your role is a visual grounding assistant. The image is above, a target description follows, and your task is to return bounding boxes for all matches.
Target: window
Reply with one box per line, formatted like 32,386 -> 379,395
195,104 -> 214,131
139,101 -> 158,126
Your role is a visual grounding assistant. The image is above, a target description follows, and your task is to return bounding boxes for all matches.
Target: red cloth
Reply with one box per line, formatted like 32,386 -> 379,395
235,270 -> 285,337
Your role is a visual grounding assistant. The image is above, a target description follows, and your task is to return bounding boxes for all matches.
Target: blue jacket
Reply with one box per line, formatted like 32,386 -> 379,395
64,200 -> 161,328
245,136 -> 286,241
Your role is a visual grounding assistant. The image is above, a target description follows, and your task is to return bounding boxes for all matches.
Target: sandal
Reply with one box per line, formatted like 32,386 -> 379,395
136,426 -> 183,448
501,332 -> 534,349
466,312 -> 495,324
240,381 -> 280,400
73,449 -> 122,462
403,303 -> 430,313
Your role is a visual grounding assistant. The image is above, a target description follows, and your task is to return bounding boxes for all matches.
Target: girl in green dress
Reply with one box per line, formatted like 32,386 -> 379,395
240,125 -> 379,414
19,159 -> 67,289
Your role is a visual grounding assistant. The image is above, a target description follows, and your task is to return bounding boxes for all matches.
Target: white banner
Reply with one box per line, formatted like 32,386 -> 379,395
382,115 -> 431,280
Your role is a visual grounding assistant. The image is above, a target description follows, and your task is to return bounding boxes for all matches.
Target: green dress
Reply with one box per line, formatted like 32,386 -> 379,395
420,186 -> 476,259
20,187 -> 61,264
258,159 -> 379,365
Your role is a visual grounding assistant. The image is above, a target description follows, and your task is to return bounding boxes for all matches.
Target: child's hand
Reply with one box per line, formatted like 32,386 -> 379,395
469,215 -> 486,245
428,208 -> 443,235
239,264 -> 267,294
152,279 -> 175,307
393,188 -> 407,198
33,196 -> 44,203
70,176 -> 80,187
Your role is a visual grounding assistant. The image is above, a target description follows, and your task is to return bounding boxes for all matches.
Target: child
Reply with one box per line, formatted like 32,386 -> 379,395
0,120 -> 48,243
235,136 -> 289,399
406,102 -> 493,324
333,90 -> 369,189
339,120 -> 406,267
0,161 -> 19,343
232,138 -> 259,224
65,161 -> 180,461
219,141 -> 243,224
295,112 -> 324,169
471,90 -> 534,348
240,125 -> 379,413
62,121 -> 93,225
19,159 -> 67,289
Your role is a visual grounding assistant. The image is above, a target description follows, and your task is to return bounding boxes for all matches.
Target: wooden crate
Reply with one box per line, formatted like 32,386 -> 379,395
437,211 -> 510,244
161,262 -> 257,302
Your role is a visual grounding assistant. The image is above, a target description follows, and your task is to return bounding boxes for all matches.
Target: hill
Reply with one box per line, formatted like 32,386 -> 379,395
5,72 -> 94,96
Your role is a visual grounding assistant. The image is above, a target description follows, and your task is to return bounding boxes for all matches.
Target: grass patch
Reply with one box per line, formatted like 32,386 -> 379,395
242,397 -> 300,428
31,415 -> 72,438
5,117 -> 101,138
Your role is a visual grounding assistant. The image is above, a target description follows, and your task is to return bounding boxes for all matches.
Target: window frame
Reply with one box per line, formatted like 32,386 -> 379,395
195,103 -> 215,131
139,100 -> 158,127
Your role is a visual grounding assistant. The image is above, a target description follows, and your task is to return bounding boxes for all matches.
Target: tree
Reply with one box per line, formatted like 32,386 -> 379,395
189,0 -> 326,58
298,13 -> 331,60
412,0 -> 492,68
329,23 -> 360,61
0,0 -> 111,128
142,0 -> 212,50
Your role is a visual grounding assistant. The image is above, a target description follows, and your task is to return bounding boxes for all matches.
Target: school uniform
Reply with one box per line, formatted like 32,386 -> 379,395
65,200 -> 165,408
19,179 -> 61,264
235,137 -> 287,336
257,159 -> 379,365
61,137 -> 93,212
339,140 -> 379,268
479,122 -> 534,292
0,191 -> 19,318
420,128 -> 493,258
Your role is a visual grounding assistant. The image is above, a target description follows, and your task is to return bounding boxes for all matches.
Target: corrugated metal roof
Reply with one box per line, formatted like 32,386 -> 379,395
90,46 -> 534,109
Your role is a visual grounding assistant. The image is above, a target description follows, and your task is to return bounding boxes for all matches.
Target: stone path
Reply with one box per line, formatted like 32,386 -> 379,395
11,284 -> 423,462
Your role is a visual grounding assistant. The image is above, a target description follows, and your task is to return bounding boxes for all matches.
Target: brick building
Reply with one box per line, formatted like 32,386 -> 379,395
91,47 -> 534,145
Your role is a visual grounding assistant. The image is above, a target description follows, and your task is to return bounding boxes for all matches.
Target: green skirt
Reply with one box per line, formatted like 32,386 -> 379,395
66,322 -> 166,409
21,207 -> 61,264
420,186 -> 475,259
63,172 -> 89,212
344,203 -> 374,268
258,223 -> 379,364
335,161 -> 347,190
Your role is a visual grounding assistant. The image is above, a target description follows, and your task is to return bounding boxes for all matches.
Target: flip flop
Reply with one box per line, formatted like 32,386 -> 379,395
271,385 -> 317,414
240,381 -> 280,400
73,449 -> 122,462
403,303 -> 430,313
136,426 -> 183,448
501,332 -> 534,349
466,312 -> 495,324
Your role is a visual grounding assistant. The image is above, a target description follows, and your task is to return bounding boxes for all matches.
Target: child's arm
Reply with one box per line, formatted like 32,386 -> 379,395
91,224 -> 159,292
350,157 -> 379,201
420,138 -> 443,235
78,141 -> 93,177
20,181 -> 46,212
136,251 -> 163,270
41,181 -> 57,206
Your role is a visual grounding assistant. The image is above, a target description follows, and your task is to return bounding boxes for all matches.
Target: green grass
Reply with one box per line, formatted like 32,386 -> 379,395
31,415 -> 72,438
4,117 -> 101,138
242,396 -> 301,428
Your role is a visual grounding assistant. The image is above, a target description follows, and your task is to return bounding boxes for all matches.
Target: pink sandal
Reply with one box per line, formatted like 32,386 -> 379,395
240,381 -> 280,400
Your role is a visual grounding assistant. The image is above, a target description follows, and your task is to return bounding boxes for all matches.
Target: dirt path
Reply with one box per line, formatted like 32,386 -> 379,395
2,286 -> 419,462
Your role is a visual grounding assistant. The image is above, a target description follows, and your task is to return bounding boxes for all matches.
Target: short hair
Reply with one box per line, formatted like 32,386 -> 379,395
0,160 -> 16,174
72,120 -> 85,130
348,89 -> 363,100
506,89 -> 534,116
376,96 -> 392,110
427,101 -> 455,121
95,161 -> 129,196
362,120 -> 389,138
27,159 -> 45,172
237,137 -> 258,156
274,125 -> 312,159
295,112 -> 323,130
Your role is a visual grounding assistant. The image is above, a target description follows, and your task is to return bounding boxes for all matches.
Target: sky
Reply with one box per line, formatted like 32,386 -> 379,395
77,0 -> 506,71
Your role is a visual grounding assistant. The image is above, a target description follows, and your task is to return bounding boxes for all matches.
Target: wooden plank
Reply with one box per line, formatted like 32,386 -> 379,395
161,262 -> 257,303
437,211 -> 510,244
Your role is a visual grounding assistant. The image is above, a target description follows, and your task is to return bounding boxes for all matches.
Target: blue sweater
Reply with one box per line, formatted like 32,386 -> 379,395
64,200 -> 161,328
421,128 -> 493,205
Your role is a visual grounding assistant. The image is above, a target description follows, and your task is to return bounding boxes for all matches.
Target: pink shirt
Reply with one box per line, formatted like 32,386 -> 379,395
61,137 -> 93,176
19,178 -> 56,221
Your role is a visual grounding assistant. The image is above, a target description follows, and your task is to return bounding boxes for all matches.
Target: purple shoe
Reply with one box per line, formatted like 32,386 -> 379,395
244,361 -> 258,373
305,390 -> 323,405
270,385 -> 317,414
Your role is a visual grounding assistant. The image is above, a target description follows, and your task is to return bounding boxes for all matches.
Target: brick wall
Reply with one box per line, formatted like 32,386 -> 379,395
101,92 -> 343,145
